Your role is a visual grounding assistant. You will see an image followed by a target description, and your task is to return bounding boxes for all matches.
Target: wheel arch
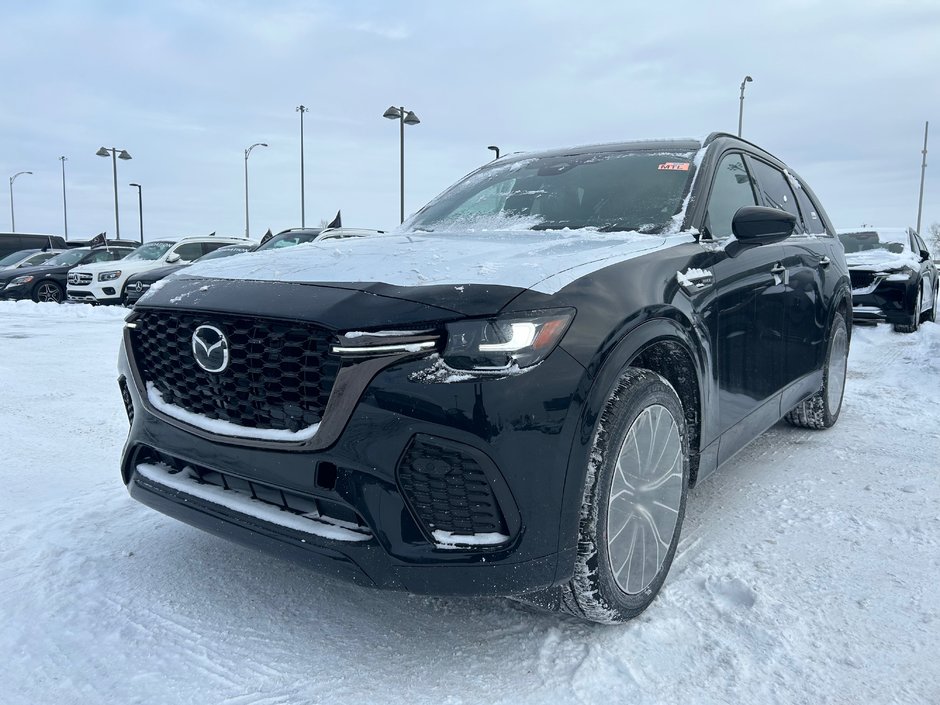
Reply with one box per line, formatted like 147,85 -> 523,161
553,314 -> 708,582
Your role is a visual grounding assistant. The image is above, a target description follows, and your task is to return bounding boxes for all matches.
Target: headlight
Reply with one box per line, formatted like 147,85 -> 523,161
443,309 -> 574,371
9,275 -> 35,286
98,270 -> 122,281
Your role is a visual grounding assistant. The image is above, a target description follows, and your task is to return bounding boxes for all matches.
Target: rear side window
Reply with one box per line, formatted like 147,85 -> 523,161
173,243 -> 204,262
86,250 -> 120,263
744,157 -> 802,226
201,241 -> 231,256
705,153 -> 757,239
789,176 -> 826,235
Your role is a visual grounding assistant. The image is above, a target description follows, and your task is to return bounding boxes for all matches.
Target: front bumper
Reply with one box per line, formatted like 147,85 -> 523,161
0,282 -> 28,300
850,273 -> 914,325
68,279 -> 123,304
118,333 -> 586,596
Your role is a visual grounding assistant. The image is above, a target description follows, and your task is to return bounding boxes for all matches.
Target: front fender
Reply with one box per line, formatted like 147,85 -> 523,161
552,314 -> 709,583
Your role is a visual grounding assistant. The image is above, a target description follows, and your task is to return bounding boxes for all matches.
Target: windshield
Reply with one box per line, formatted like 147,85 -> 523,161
406,150 -> 696,234
124,241 -> 173,261
838,230 -> 910,254
0,250 -> 39,266
257,230 -> 321,251
43,249 -> 88,267
197,246 -> 253,261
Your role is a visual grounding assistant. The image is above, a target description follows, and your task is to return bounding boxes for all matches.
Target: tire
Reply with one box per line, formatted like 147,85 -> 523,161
786,312 -> 848,429
893,286 -> 921,333
558,368 -> 689,624
32,281 -> 64,304
925,286 -> 937,323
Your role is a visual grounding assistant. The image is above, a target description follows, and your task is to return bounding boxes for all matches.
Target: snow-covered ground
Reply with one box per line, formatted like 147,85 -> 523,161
1,300 -> 938,705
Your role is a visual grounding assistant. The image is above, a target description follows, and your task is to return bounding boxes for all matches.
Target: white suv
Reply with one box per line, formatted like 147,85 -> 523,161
67,236 -> 248,304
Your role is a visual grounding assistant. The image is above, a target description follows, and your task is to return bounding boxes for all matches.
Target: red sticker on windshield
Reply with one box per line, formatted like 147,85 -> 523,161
658,162 -> 690,171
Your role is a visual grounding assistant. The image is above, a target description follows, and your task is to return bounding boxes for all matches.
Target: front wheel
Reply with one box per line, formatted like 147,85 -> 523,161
559,368 -> 689,624
33,281 -> 64,303
786,311 -> 848,429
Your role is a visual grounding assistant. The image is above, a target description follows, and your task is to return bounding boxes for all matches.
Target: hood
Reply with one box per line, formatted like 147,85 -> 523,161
136,276 -> 493,328
0,263 -> 67,283
128,263 -> 188,283
179,229 -> 682,296
844,249 -> 919,271
73,259 -> 160,274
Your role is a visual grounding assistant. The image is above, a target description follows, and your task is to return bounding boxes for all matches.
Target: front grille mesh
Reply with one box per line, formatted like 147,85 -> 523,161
118,377 -> 134,425
68,272 -> 92,285
130,310 -> 341,433
398,439 -> 508,537
849,270 -> 877,289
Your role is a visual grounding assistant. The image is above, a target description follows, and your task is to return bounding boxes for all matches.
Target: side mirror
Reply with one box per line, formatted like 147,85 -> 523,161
920,249 -> 930,262
165,253 -> 181,264
732,206 -> 796,245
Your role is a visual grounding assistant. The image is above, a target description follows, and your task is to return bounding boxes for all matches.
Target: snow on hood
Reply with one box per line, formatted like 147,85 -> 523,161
843,249 -> 920,271
179,229 -> 696,295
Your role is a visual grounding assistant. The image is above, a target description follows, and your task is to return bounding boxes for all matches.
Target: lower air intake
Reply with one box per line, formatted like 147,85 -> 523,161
397,436 -> 510,545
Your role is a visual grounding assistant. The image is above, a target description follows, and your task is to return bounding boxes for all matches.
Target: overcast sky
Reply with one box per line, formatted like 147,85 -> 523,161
2,0 -> 938,242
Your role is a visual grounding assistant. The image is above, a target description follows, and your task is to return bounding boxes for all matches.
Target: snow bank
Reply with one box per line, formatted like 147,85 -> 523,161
2,303 -> 939,705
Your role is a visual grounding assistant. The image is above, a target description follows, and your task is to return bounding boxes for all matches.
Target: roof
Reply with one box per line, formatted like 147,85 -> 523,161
497,138 -> 704,164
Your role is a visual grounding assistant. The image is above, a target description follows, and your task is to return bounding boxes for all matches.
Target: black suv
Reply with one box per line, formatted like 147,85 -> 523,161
117,133 -> 851,623
0,244 -> 135,302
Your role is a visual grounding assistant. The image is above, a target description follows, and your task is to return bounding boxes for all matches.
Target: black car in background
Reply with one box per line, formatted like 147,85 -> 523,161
0,248 -> 66,271
0,244 -> 135,303
124,243 -> 256,305
838,227 -> 937,332
255,228 -> 323,251
0,232 -> 67,259
118,133 -> 851,624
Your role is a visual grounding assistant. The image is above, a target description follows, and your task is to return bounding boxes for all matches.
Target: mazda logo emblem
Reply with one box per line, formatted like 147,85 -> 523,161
191,325 -> 229,373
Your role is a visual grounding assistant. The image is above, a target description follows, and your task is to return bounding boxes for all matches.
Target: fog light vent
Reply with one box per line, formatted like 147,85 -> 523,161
397,436 -> 509,543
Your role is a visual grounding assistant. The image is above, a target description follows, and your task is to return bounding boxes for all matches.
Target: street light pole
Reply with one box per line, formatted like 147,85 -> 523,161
244,142 -> 268,238
96,146 -> 132,240
487,145 -> 501,160
916,121 -> 929,236
738,75 -> 753,137
9,170 -> 32,233
383,105 -> 421,223
129,183 -> 143,244
296,105 -> 309,227
59,156 -> 69,240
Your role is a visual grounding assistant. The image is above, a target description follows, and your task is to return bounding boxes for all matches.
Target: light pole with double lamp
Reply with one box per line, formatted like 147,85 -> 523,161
296,105 -> 309,227
382,105 -> 420,223
738,75 -> 753,137
244,142 -> 268,238
9,170 -> 32,232
96,147 -> 133,239
129,183 -> 143,244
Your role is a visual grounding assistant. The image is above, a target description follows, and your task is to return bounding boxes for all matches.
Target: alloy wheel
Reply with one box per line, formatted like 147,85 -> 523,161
606,404 -> 684,595
37,282 -> 62,303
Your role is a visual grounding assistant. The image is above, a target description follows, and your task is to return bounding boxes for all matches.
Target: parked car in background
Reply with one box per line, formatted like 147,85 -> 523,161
118,133 -> 851,624
0,233 -> 66,259
67,236 -> 247,304
124,243 -> 256,305
254,227 -> 385,253
838,227 -> 937,332
255,227 -> 323,251
0,244 -> 136,303
0,249 -> 64,271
